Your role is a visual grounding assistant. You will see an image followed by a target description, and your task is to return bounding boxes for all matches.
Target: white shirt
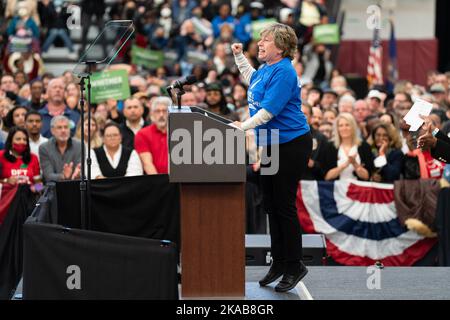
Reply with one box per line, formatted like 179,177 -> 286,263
337,145 -> 361,180
90,145 -> 143,179
400,132 -> 410,154
30,135 -> 48,161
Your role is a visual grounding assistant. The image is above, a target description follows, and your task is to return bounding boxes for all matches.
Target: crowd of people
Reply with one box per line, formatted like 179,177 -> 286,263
1,0 -> 450,204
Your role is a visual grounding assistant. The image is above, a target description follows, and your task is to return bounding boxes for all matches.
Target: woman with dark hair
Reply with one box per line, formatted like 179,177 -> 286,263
204,82 -> 239,120
90,122 -> 142,179
0,126 -> 40,185
370,123 -> 404,182
4,105 -> 29,129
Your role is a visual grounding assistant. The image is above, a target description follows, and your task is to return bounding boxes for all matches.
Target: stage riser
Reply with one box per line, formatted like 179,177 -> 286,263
245,234 -> 327,266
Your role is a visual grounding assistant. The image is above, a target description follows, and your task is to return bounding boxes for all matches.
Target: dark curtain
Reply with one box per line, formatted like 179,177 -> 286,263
23,222 -> 178,299
0,185 -> 35,300
55,175 -> 180,246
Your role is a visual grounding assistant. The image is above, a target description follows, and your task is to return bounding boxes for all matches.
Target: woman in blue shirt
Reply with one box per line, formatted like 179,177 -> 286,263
232,23 -> 312,293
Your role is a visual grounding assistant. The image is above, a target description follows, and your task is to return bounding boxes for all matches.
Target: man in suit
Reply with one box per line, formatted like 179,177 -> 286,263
418,118 -> 450,164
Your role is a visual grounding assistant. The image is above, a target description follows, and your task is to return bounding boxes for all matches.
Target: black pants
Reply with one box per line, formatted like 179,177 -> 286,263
261,133 -> 312,267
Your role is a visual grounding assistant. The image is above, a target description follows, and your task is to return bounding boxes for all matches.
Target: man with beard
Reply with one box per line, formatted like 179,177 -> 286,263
134,96 -> 171,174
119,97 -> 149,150
39,115 -> 82,182
310,106 -> 323,130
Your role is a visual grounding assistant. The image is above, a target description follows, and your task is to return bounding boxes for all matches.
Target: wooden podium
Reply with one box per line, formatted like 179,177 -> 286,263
168,106 -> 246,298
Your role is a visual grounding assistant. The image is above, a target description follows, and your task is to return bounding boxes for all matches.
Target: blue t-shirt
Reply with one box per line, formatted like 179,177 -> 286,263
248,57 -> 310,145
39,105 -> 81,138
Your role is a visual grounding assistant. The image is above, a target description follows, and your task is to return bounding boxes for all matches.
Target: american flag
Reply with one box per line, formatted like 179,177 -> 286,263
367,25 -> 384,88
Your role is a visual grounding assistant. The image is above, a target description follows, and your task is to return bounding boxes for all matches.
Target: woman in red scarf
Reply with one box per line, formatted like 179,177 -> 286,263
0,127 -> 40,185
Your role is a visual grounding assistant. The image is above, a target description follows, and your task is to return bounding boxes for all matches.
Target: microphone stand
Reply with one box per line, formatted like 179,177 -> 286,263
176,88 -> 185,110
167,86 -> 185,110
78,61 -> 96,230
73,20 -> 135,230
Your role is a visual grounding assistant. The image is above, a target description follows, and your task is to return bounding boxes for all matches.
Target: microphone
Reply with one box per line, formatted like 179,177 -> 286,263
166,75 -> 197,90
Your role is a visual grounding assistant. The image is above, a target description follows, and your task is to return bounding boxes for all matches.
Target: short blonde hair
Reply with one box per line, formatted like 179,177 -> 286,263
260,23 -> 298,60
332,113 -> 361,148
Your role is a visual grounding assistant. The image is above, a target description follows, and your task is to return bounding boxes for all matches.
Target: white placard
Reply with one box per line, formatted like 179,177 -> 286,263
403,98 -> 433,131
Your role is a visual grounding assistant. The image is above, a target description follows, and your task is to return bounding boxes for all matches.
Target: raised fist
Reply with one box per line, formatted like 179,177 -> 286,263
231,43 -> 243,55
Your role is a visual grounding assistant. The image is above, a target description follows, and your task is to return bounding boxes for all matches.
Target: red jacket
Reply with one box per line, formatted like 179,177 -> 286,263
0,150 -> 40,184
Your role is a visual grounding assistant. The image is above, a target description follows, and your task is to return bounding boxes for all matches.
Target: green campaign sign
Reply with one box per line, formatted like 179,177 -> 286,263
251,18 -> 277,40
131,45 -> 164,69
313,24 -> 340,44
90,69 -> 130,103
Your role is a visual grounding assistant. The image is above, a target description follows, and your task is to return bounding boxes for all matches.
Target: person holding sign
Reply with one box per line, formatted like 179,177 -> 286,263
231,23 -> 312,293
